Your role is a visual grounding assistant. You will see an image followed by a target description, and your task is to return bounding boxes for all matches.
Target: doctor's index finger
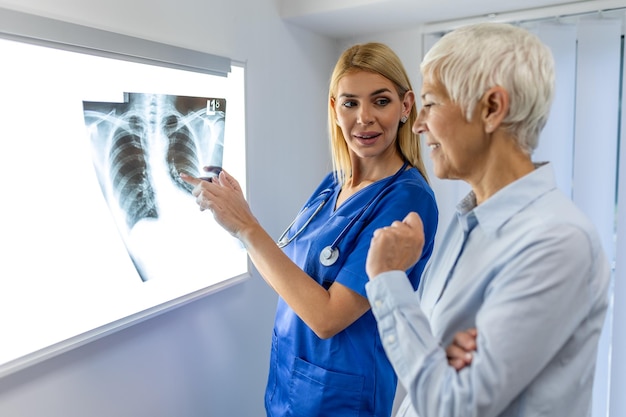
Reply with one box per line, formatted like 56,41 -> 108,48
179,172 -> 203,187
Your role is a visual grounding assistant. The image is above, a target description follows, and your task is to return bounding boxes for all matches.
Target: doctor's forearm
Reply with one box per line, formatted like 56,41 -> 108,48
240,224 -> 367,338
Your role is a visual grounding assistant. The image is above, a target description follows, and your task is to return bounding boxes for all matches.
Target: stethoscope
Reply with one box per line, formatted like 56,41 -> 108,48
277,161 -> 409,267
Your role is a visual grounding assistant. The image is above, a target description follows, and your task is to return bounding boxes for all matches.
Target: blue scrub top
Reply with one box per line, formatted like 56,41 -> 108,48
265,167 -> 438,417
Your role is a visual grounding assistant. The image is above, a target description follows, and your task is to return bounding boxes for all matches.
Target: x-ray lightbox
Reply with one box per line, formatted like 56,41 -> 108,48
0,35 -> 248,377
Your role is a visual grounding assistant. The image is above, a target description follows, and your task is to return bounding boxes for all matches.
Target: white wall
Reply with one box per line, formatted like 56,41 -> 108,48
0,1 -> 338,416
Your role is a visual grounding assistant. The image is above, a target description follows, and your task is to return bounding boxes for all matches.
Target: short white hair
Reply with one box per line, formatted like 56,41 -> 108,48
421,22 -> 555,154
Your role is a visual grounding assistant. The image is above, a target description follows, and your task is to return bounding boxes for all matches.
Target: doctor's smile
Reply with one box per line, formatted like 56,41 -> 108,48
353,131 -> 381,143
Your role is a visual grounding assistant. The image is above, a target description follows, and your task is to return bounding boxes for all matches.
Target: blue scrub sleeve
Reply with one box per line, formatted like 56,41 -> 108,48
335,181 -> 438,298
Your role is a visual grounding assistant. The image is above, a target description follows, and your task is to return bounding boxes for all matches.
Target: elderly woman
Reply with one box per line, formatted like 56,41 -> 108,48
365,22 -> 610,417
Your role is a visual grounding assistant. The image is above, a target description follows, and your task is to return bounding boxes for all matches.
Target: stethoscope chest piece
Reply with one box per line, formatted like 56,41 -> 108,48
319,245 -> 339,267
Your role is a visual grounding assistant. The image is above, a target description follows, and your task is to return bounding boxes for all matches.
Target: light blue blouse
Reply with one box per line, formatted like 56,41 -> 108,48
366,163 -> 611,417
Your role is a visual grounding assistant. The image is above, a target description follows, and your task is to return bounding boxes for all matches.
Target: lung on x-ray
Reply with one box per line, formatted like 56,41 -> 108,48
83,93 -> 226,282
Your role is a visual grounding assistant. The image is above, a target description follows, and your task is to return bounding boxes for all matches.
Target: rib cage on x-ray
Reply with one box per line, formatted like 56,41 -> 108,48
109,114 -> 157,229
83,93 -> 226,281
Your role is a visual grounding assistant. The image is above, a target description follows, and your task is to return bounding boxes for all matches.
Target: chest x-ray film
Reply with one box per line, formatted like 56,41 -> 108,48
0,33 -> 247,376
83,93 -> 227,282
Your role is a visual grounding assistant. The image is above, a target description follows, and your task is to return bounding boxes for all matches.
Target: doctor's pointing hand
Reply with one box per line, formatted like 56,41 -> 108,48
180,168 -> 257,242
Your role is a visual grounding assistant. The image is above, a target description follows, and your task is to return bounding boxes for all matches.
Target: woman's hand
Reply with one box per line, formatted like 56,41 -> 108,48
180,168 -> 259,241
446,328 -> 477,371
365,212 -> 425,279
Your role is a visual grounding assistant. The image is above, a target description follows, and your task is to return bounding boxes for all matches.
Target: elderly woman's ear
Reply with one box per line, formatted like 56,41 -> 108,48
481,86 -> 509,133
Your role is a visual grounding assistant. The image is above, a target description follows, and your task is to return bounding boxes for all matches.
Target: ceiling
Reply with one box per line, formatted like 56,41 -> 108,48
278,0 -> 607,38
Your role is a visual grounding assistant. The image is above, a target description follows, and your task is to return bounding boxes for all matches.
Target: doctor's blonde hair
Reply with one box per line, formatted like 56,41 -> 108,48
328,42 -> 428,185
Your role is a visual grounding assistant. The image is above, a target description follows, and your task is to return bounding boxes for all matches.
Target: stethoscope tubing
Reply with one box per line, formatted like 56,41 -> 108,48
325,161 -> 408,253
278,161 -> 409,267
276,190 -> 331,249
318,161 -> 408,266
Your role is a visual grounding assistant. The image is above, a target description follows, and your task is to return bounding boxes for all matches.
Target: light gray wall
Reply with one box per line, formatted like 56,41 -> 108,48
339,29 -> 424,86
0,0 -> 338,416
